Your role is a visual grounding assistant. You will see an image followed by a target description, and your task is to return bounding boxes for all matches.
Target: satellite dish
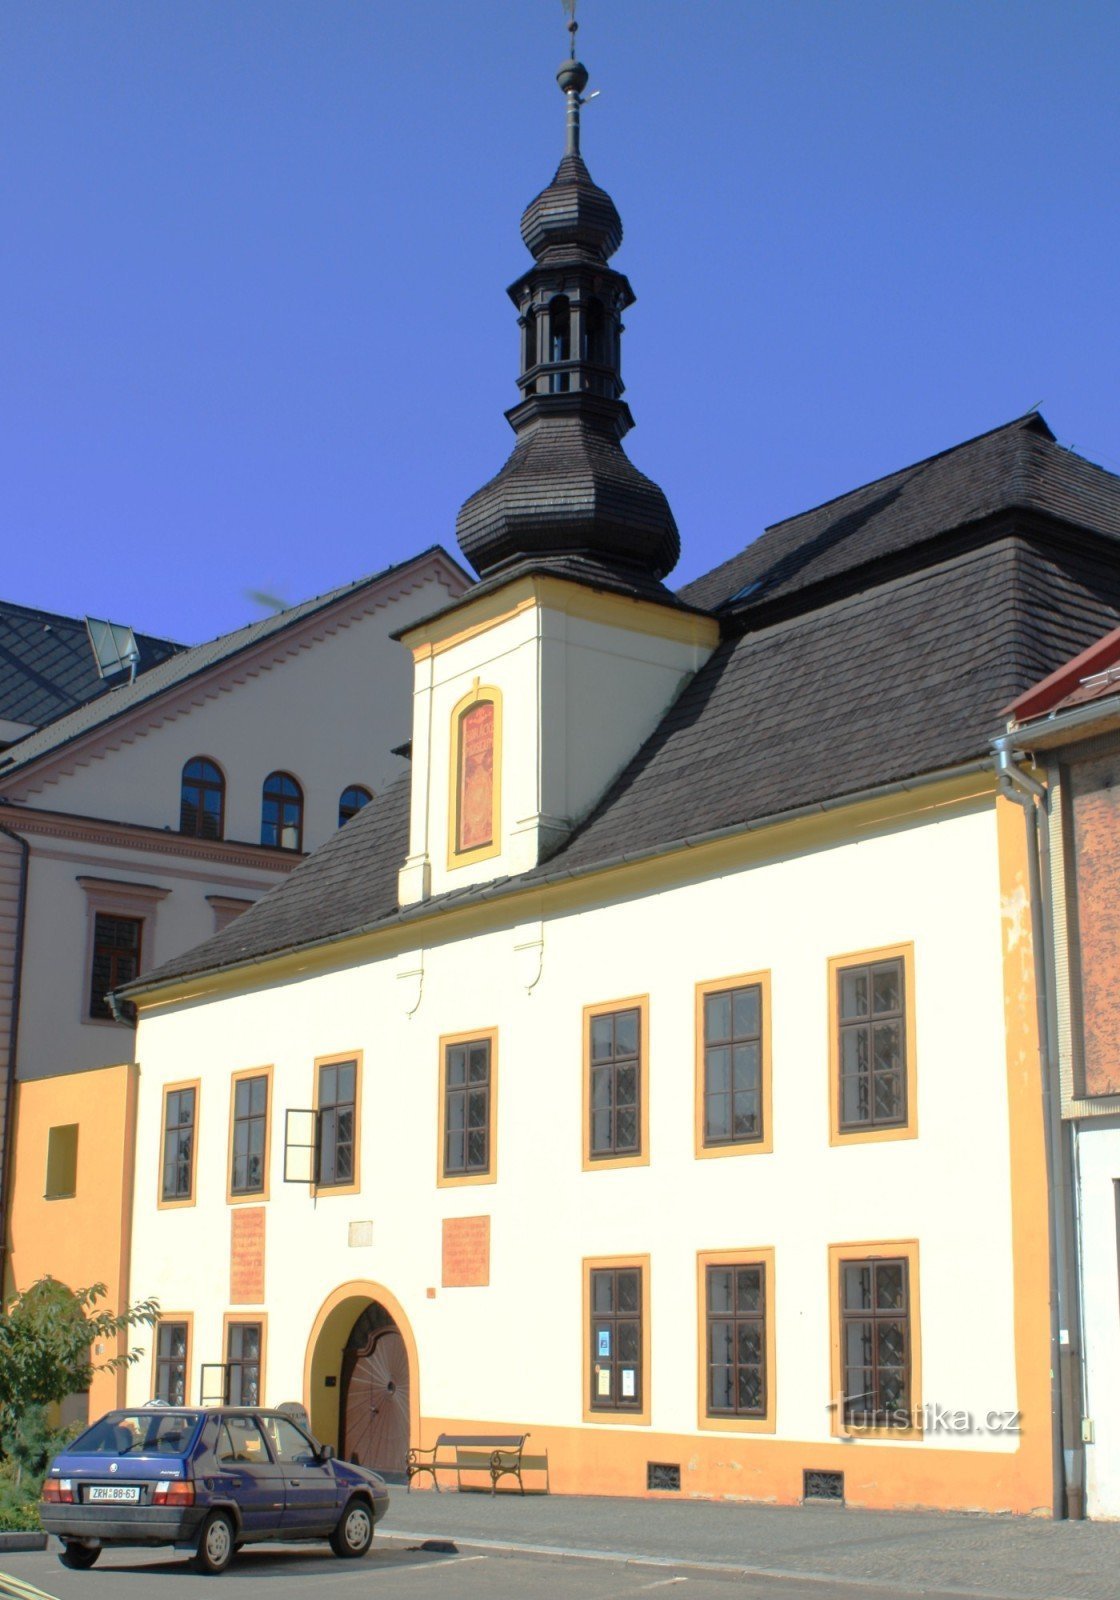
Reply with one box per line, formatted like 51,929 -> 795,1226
85,617 -> 141,682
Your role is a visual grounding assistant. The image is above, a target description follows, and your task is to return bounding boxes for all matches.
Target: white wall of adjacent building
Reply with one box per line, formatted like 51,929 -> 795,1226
7,570 -> 457,851
127,797 -> 1023,1467
1075,1121 -> 1120,1517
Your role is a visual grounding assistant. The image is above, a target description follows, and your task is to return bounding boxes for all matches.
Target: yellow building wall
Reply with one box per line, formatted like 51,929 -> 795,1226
6,1062 -> 138,1421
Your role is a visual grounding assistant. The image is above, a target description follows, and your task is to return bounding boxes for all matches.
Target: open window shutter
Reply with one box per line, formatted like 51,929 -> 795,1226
200,1363 -> 230,1407
284,1109 -> 318,1183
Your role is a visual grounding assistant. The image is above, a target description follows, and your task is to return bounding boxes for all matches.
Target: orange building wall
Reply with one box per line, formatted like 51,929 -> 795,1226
6,1062 -> 139,1420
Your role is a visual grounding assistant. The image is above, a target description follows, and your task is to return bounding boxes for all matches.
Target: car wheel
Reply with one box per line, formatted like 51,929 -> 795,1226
59,1542 -> 101,1569
330,1496 -> 374,1559
192,1510 -> 237,1575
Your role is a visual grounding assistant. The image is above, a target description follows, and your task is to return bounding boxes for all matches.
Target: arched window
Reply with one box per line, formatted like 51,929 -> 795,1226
338,785 -> 372,828
548,295 -> 570,392
261,771 -> 304,852
179,757 -> 225,840
583,296 -> 608,366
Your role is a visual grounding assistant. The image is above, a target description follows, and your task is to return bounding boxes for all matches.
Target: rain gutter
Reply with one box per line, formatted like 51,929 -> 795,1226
0,820 -> 29,1291
991,732 -> 1083,1518
122,757 -> 993,1004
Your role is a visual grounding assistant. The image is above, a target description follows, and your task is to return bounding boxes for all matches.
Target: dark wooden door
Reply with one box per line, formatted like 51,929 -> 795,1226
341,1328 -> 410,1477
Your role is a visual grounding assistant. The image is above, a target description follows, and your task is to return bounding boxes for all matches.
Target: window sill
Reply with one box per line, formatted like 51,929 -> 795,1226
695,1137 -> 773,1160
437,1169 -> 497,1189
830,1122 -> 918,1147
583,1152 -> 649,1173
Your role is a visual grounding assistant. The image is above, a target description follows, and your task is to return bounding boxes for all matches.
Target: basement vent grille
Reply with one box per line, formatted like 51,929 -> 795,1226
647,1462 -> 681,1492
803,1469 -> 844,1502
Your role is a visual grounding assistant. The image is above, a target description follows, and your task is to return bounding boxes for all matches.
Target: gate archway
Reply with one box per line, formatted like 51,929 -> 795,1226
303,1281 -> 420,1482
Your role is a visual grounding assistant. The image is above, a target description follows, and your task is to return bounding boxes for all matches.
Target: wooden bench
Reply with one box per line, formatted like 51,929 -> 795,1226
406,1432 -> 549,1495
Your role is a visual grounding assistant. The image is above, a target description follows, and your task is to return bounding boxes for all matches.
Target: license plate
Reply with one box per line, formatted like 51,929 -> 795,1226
87,1485 -> 140,1503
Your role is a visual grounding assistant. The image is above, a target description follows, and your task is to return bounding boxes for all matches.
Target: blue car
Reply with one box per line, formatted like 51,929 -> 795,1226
40,1406 -> 389,1575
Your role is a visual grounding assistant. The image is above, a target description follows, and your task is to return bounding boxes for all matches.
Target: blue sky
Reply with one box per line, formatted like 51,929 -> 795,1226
2,1 -> 1118,642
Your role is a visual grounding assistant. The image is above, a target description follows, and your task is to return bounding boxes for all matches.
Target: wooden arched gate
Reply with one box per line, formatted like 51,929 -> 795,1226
339,1301 -> 411,1479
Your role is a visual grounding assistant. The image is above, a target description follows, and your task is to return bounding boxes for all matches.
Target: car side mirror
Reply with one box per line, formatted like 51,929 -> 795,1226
318,1444 -> 335,1463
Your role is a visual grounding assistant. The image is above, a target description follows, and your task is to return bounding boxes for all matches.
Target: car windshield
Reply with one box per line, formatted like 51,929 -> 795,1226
69,1411 -> 203,1457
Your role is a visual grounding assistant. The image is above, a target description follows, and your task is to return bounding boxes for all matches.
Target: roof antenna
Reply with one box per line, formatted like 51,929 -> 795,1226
558,0 -> 598,156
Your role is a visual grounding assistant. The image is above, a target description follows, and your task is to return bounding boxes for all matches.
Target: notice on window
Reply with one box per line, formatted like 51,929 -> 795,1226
441,1214 -> 490,1288
597,1330 -> 611,1358
597,1367 -> 611,1398
230,1207 -> 265,1305
458,700 -> 495,852
621,1368 -> 636,1399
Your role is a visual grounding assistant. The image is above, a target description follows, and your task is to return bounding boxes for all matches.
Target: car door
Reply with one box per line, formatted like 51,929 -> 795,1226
213,1416 -> 284,1537
259,1414 -> 339,1534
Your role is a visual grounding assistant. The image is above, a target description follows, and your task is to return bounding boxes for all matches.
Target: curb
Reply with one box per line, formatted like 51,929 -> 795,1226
0,1534 -> 47,1553
379,1526 -> 1089,1600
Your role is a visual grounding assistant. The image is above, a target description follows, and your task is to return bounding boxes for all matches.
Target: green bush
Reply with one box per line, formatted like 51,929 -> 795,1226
0,1458 -> 41,1533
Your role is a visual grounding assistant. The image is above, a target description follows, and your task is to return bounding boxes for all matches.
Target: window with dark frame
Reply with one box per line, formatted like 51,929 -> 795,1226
260,771 -> 304,851
706,1262 -> 766,1417
225,1321 -> 262,1406
443,1038 -> 491,1177
703,983 -> 763,1145
589,1007 -> 641,1160
838,958 -> 906,1130
155,1322 -> 188,1405
231,1074 -> 268,1195
590,1265 -> 643,1412
89,913 -> 142,1021
161,1086 -> 196,1202
179,756 -> 225,840
317,1060 -> 356,1187
338,785 -> 372,827
840,1257 -> 911,1428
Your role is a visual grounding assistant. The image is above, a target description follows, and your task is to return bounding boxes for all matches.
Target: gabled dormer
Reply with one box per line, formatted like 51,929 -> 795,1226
397,33 -> 717,907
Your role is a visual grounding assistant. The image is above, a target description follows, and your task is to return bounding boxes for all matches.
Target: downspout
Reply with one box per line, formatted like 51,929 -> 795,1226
992,733 -> 1085,1518
0,820 -> 30,1295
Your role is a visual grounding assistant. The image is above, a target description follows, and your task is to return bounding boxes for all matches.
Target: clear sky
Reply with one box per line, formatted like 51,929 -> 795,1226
2,1 -> 1118,642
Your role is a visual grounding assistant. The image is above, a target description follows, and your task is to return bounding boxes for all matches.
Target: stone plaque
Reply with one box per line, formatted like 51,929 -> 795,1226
230,1207 -> 266,1304
442,1214 -> 490,1288
458,700 -> 494,851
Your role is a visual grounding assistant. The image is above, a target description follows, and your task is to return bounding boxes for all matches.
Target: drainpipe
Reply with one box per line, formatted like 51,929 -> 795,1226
0,820 -> 30,1295
992,734 -> 1085,1518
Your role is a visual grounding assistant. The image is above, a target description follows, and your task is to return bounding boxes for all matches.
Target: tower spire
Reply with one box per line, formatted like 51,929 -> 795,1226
455,19 -> 679,585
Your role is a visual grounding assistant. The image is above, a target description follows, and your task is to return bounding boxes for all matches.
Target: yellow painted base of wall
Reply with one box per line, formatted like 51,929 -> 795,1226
415,1415 -> 1055,1516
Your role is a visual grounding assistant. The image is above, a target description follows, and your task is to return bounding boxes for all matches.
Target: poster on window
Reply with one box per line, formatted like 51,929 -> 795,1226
621,1368 -> 636,1398
597,1330 -> 611,1358
458,700 -> 494,852
596,1367 -> 611,1397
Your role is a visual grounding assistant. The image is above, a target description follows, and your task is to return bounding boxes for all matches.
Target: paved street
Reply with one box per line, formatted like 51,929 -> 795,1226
5,1492 -> 1120,1600
0,1537 -> 1077,1600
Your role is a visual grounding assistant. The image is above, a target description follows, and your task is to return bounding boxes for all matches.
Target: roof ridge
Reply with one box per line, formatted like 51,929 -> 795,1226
761,412 -> 1053,537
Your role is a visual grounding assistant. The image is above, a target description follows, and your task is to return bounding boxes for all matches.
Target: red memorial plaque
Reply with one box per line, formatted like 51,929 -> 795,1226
458,700 -> 494,852
441,1215 -> 491,1288
230,1207 -> 266,1304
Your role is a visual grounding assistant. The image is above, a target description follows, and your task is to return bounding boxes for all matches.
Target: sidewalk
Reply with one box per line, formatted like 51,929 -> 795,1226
381,1489 -> 1120,1600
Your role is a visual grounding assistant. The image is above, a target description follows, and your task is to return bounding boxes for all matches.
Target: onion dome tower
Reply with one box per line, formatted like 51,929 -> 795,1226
456,21 -> 680,585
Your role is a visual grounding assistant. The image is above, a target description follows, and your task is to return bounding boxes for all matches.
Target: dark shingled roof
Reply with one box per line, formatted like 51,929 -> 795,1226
680,414 -> 1120,615
0,601 -> 181,734
132,525 -> 1120,994
0,549 -> 466,781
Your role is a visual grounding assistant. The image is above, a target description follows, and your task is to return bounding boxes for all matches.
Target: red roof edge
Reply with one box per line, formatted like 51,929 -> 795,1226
1005,623 -> 1120,722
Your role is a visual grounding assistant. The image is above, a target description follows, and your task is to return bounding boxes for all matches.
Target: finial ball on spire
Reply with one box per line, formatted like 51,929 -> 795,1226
557,57 -> 589,94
